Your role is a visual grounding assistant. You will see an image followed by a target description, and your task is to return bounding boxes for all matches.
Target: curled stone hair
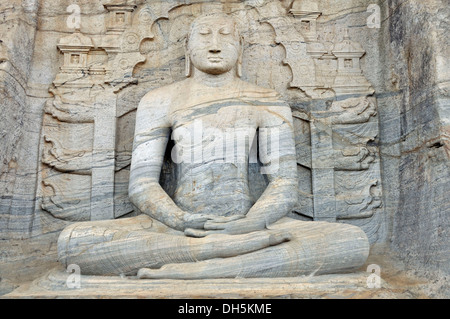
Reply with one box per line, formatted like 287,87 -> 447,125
185,12 -> 244,78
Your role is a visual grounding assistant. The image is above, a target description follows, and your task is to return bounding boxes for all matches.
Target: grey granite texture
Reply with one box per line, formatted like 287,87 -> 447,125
376,0 -> 449,284
0,0 -> 448,297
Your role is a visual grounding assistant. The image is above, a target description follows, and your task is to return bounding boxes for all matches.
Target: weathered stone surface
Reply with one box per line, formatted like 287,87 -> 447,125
378,0 -> 450,283
1,267 -> 418,299
0,0 -> 448,298
54,12 -> 370,280
0,0 -> 39,240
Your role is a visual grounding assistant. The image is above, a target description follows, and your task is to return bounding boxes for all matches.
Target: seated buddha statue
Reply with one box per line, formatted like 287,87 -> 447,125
57,13 -> 369,279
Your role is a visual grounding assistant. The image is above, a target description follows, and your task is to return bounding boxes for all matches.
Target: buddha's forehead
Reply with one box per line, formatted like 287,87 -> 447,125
190,14 -> 237,32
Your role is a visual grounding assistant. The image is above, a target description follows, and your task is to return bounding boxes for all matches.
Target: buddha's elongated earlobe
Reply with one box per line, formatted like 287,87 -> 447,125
185,37 -> 192,78
236,56 -> 242,78
185,54 -> 192,78
236,35 -> 244,78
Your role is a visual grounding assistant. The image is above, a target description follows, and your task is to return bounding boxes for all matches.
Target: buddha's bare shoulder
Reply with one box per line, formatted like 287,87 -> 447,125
237,79 -> 283,100
139,80 -> 189,108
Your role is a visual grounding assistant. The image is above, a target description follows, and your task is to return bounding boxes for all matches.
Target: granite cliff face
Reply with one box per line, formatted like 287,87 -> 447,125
0,0 -> 448,297
381,0 -> 449,284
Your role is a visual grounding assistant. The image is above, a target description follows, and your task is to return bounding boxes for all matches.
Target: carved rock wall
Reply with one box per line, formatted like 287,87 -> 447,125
0,0 -> 448,296
377,0 -> 449,282
0,0 -> 39,240
3,0 -> 386,243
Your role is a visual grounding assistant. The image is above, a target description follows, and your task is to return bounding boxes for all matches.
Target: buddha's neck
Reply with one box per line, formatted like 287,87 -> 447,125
191,69 -> 236,88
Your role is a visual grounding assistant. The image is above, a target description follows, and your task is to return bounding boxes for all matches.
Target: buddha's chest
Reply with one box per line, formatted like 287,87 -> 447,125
169,103 -> 259,164
170,101 -> 259,129
170,102 -> 259,144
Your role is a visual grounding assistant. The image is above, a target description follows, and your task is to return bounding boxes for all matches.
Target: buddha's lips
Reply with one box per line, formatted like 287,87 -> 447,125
207,56 -> 223,62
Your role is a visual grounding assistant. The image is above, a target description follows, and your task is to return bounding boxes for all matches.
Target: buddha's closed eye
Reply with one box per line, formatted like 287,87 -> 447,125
219,28 -> 231,35
199,28 -> 211,35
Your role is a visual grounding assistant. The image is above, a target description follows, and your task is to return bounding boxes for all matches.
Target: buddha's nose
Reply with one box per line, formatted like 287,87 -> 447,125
209,37 -> 221,53
209,48 -> 221,53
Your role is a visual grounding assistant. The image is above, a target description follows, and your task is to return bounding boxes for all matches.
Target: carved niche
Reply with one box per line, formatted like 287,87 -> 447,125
37,1 -> 167,222
253,0 -> 383,242
37,0 -> 384,243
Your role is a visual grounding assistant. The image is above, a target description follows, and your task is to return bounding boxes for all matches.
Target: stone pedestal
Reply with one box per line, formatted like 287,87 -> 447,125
5,267 -> 401,299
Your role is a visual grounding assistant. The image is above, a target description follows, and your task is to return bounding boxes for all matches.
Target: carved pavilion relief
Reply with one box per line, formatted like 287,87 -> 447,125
38,1 -> 153,222
36,0 -> 383,244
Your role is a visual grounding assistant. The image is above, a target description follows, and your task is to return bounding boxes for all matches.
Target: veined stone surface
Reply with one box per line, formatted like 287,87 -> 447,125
0,0 -> 448,298
53,12 -> 371,280
2,267 -> 411,299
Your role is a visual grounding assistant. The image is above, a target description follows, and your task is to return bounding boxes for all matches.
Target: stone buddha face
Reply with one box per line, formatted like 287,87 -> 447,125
186,14 -> 243,77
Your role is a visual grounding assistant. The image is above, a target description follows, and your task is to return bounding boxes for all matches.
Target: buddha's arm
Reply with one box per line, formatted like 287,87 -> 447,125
226,103 -> 298,233
245,102 -> 299,226
128,95 -> 215,232
128,96 -> 183,230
